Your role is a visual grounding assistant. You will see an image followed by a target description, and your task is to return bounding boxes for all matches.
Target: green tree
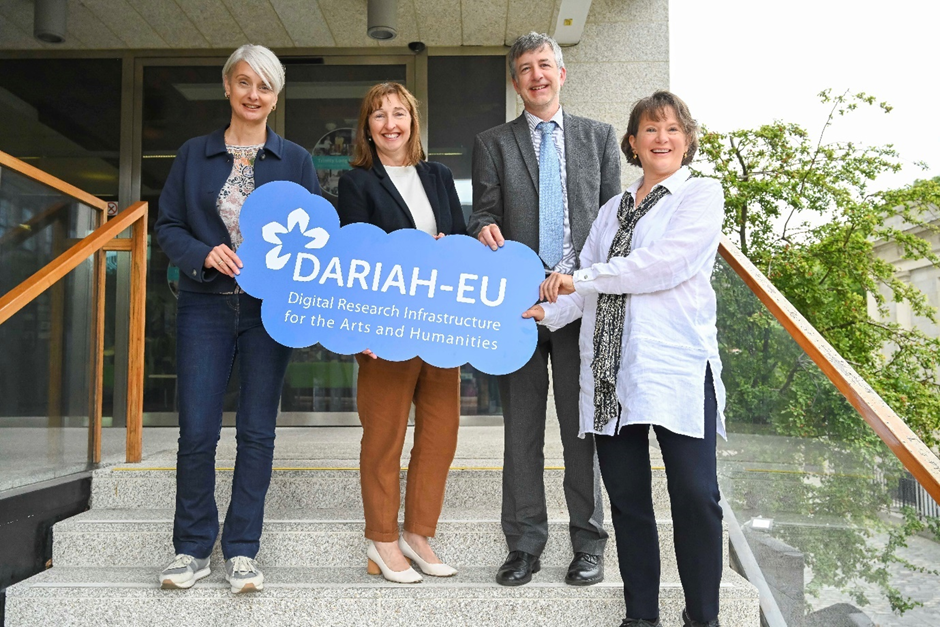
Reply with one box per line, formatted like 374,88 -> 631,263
694,90 -> 940,615
697,89 -> 940,446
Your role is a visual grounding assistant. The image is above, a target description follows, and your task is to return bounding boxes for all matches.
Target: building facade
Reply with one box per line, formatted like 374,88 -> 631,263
0,0 -> 669,427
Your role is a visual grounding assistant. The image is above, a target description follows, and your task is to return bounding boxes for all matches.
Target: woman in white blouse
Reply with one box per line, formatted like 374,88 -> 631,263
524,91 -> 726,627
338,83 -> 467,584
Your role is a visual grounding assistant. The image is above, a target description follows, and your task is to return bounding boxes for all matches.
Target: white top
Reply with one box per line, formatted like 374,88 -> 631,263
385,165 -> 438,236
524,107 -> 577,273
540,167 -> 727,439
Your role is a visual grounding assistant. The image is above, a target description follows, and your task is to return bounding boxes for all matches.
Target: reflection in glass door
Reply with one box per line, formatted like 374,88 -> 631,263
280,60 -> 409,414
282,60 -> 409,208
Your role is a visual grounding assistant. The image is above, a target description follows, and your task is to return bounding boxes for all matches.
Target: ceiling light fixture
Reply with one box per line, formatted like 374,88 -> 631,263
34,0 -> 68,44
367,0 -> 398,41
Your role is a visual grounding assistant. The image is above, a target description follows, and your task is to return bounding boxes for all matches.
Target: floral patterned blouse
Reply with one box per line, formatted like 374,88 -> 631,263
217,143 -> 264,251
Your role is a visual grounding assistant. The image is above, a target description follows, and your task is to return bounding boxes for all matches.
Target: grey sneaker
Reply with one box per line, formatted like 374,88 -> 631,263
225,556 -> 264,593
159,554 -> 210,589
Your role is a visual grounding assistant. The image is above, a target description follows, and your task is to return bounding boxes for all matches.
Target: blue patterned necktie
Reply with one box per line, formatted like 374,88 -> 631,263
537,121 -> 563,269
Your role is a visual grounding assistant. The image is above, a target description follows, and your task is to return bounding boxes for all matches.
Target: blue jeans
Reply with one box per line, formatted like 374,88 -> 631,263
172,291 -> 292,560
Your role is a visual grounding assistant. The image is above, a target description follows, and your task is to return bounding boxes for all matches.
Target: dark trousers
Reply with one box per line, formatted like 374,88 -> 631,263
173,291 -> 292,560
595,365 -> 722,624
498,321 -> 607,556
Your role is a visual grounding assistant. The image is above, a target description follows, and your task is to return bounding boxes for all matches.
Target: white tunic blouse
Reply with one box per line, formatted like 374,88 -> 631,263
540,166 -> 727,439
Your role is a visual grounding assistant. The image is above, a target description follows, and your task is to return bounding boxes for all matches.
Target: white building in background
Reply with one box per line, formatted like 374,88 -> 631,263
869,209 -> 940,339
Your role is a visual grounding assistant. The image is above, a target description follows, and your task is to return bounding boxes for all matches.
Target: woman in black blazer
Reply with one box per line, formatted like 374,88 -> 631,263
337,83 -> 467,584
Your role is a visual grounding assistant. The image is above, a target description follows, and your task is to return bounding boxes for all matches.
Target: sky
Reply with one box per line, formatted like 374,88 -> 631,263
669,0 -> 939,190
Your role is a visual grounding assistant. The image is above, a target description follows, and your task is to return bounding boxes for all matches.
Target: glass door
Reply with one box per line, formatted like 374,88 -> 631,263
281,58 -> 411,209
135,55 -> 414,425
278,57 -> 411,417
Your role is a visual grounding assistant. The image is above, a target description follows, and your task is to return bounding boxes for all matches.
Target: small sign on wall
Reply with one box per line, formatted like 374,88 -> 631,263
236,181 -> 545,375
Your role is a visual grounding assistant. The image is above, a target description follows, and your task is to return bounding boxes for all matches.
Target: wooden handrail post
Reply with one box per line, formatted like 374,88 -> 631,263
125,204 -> 148,463
88,245 -> 106,465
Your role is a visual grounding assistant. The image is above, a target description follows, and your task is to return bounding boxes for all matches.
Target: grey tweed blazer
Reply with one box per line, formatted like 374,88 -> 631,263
468,111 -> 621,262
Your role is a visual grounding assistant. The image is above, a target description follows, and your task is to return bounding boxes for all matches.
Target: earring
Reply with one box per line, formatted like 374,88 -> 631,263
224,92 -> 229,98
271,104 -> 277,111
367,136 -> 373,142
633,151 -> 638,160
683,151 -> 687,159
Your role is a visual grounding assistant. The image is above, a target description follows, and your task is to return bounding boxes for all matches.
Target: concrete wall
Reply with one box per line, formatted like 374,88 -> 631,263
543,0 -> 670,187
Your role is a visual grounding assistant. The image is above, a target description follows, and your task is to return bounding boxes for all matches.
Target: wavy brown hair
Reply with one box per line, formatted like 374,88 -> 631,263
350,82 -> 425,169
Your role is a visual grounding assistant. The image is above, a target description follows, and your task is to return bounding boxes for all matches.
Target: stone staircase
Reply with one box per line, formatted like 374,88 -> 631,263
5,426 -> 760,626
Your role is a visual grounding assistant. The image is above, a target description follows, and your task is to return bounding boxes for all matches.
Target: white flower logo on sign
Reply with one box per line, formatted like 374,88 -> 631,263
262,207 -> 330,270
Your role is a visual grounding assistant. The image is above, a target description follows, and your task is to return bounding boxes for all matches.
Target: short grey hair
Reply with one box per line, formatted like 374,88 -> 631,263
222,44 -> 286,94
508,32 -> 565,82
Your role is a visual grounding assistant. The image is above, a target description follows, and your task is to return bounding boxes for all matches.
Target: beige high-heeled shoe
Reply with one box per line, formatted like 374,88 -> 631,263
399,536 -> 457,577
366,542 -> 423,583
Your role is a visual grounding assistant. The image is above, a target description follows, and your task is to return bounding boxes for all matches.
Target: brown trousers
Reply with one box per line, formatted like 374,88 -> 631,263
355,355 -> 460,542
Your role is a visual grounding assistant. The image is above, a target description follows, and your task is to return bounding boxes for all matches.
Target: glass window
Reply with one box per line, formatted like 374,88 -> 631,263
428,55 -> 506,220
428,55 -> 507,416
141,64 -> 234,417
0,58 -> 121,202
284,62 -> 408,210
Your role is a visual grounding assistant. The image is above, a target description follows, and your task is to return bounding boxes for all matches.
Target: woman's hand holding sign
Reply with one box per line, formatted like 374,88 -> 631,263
205,244 -> 243,277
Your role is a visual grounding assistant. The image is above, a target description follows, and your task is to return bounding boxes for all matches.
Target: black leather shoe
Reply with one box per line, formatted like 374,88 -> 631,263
565,552 -> 604,586
620,619 -> 662,627
682,608 -> 720,627
495,550 -> 541,586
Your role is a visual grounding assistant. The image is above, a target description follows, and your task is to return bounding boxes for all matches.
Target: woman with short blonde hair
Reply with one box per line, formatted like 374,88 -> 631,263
154,44 -> 321,594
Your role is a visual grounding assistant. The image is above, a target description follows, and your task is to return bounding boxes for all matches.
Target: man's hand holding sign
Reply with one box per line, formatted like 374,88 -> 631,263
236,181 -> 545,376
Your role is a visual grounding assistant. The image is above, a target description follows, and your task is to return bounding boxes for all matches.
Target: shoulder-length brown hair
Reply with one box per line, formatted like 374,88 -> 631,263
350,82 -> 425,169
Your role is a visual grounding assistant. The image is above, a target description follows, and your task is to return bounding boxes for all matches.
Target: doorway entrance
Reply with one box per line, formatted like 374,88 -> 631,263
136,55 -> 412,424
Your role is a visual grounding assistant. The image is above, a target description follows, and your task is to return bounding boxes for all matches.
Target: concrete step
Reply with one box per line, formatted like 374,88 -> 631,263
52,507 -> 729,578
5,565 -> 759,627
89,462 -> 672,514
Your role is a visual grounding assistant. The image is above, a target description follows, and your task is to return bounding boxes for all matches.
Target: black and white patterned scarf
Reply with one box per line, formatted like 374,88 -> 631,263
591,185 -> 670,431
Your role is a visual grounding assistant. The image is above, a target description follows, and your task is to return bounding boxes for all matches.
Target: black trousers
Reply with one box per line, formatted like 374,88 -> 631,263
595,365 -> 722,624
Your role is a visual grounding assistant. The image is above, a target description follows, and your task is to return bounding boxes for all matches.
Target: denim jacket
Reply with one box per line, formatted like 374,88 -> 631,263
154,126 -> 322,294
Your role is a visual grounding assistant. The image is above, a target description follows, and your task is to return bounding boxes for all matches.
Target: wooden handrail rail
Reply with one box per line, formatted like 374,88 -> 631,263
718,235 -> 940,503
0,202 -> 147,326
0,150 -> 109,213
0,200 -> 148,464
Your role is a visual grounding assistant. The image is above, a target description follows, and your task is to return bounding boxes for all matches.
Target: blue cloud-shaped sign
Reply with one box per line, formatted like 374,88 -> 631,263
236,181 -> 545,375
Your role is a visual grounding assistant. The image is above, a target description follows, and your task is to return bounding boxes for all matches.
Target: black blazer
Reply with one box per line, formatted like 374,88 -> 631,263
337,158 -> 467,236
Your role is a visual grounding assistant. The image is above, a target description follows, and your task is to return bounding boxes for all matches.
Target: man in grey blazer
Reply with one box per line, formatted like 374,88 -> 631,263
469,32 -> 621,587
